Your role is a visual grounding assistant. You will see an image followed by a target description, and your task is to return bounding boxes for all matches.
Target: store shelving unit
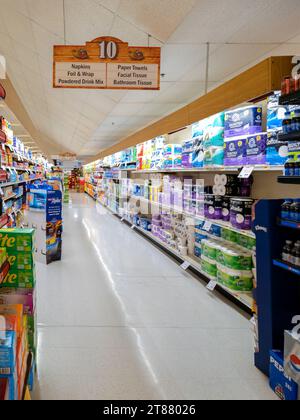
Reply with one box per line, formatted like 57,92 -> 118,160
279,90 -> 300,105
278,176 -> 300,184
278,219 -> 300,229
273,259 -> 300,276
278,131 -> 300,142
132,165 -> 284,175
254,200 -> 300,376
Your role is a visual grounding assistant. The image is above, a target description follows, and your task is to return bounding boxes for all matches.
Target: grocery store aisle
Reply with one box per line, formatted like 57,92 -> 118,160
33,193 -> 275,400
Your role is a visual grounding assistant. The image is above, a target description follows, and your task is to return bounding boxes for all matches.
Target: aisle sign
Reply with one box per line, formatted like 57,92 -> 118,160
53,37 -> 161,90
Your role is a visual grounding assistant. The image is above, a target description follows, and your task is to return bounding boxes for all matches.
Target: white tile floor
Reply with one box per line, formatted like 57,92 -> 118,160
33,193 -> 277,400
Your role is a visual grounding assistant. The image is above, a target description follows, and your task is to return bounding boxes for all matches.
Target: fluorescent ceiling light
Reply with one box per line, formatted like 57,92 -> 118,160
18,134 -> 31,138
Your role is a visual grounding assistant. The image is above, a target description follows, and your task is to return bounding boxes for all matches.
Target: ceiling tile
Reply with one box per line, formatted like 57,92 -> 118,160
64,0 -> 114,44
116,0 -> 196,42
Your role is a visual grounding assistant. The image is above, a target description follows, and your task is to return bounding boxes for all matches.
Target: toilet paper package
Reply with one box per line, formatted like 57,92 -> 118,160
266,132 -> 289,166
225,106 -> 263,138
245,133 -> 267,165
224,137 -> 247,166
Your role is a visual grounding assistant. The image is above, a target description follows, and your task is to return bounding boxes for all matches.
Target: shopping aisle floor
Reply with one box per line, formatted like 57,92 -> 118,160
33,193 -> 276,400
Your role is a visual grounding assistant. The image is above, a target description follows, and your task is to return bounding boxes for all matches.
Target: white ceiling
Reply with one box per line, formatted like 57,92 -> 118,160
0,0 -> 300,160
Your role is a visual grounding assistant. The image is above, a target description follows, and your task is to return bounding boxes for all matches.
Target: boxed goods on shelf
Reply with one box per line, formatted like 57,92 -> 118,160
284,331 -> 300,386
224,106 -> 263,138
270,350 -> 298,400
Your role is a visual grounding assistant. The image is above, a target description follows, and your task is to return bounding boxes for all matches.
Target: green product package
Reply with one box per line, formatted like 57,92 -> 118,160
217,266 -> 253,292
201,255 -> 217,278
221,228 -> 238,244
237,234 -> 256,250
0,229 -> 35,253
1,269 -> 36,289
221,249 -> 252,270
7,253 -> 34,271
201,241 -> 218,260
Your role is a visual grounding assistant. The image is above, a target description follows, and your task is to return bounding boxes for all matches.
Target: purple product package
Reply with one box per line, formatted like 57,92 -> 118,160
245,133 -> 267,165
230,198 -> 253,230
0,289 -> 36,315
225,106 -> 263,138
224,137 -> 247,166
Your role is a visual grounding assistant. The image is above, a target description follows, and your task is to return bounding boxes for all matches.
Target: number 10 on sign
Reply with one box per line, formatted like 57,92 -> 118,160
99,40 -> 118,59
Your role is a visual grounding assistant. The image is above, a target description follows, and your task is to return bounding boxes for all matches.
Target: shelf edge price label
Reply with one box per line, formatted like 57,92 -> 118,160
131,225 -> 136,230
206,280 -> 217,291
121,217 -> 125,222
238,166 -> 254,179
181,261 -> 190,271
202,221 -> 212,232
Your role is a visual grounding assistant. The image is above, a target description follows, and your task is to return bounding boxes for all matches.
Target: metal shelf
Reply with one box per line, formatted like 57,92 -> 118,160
278,131 -> 300,142
273,259 -> 300,276
278,219 -> 300,230
132,165 -> 283,175
279,90 -> 300,105
278,176 -> 300,184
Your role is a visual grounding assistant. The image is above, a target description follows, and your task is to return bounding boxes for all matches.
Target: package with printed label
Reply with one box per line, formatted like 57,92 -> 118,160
224,137 -> 247,166
1,270 -> 35,289
225,106 -> 263,138
266,132 -> 289,166
0,229 -> 35,253
0,289 -> 36,315
0,304 -> 23,339
0,330 -> 16,376
245,133 -> 267,165
7,253 -> 34,271
270,350 -> 298,400
284,330 -> 300,385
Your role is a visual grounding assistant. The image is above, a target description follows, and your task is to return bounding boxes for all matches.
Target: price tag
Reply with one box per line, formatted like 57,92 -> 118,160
206,280 -> 217,291
131,225 -> 136,230
202,221 -> 212,232
121,217 -> 125,222
180,261 -> 190,271
238,166 -> 254,179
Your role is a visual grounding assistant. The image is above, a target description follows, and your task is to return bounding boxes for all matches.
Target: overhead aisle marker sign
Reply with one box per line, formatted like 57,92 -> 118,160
53,36 -> 161,90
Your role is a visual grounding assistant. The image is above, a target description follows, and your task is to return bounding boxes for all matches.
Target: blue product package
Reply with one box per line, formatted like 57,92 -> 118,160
192,121 -> 204,138
288,141 -> 300,161
245,133 -> 267,165
211,147 -> 224,166
0,331 -> 16,375
203,112 -> 225,147
210,224 -> 221,237
266,132 -> 289,165
192,137 -> 204,168
194,244 -> 201,258
270,350 -> 298,401
224,137 -> 247,166
225,106 -> 262,138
